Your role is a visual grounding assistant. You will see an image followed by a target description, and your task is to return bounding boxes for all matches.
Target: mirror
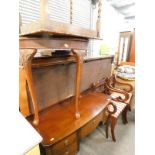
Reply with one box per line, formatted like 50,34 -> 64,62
117,31 -> 131,65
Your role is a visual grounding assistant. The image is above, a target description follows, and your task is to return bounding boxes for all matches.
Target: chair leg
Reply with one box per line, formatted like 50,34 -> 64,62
122,106 -> 128,124
128,105 -> 131,111
105,117 -> 110,139
111,116 -> 117,142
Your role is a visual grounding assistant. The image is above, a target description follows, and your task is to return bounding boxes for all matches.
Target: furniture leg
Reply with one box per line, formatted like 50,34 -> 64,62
105,117 -> 110,139
20,49 -> 39,126
129,95 -> 134,111
122,106 -> 128,124
72,50 -> 83,119
111,116 -> 117,142
128,105 -> 131,111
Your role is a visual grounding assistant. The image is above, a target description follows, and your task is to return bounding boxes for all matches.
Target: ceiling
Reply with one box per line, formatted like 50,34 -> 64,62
106,0 -> 135,21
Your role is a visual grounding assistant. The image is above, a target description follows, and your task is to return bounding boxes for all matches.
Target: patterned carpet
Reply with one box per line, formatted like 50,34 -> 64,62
77,108 -> 135,155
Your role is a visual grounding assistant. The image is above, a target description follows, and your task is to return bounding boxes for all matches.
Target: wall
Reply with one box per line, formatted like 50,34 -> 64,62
90,0 -> 124,56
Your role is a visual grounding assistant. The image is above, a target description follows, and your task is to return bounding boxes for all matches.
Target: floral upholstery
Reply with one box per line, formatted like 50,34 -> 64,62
109,101 -> 126,118
107,92 -> 132,118
116,65 -> 135,80
117,65 -> 135,74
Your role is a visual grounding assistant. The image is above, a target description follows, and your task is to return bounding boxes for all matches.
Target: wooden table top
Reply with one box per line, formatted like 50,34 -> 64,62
27,92 -> 109,146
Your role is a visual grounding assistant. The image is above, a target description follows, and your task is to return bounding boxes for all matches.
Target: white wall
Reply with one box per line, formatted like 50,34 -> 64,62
90,0 -> 124,56
120,19 -> 135,32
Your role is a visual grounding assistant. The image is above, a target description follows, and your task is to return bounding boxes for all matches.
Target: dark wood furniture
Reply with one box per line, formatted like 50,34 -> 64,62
92,74 -> 133,142
19,1 -> 114,153
28,91 -> 110,155
19,36 -> 114,154
19,49 -> 39,125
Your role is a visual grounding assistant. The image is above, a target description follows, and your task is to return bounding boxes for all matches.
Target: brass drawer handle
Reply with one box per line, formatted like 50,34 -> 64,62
64,139 -> 69,146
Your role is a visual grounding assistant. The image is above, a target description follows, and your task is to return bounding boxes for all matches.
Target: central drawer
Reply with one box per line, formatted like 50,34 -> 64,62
51,132 -> 78,155
51,142 -> 78,155
80,112 -> 103,139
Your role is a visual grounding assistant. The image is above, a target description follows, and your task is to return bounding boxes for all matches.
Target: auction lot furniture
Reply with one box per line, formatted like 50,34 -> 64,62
28,91 -> 110,155
19,35 -> 114,154
92,74 -> 133,141
19,1 -> 116,154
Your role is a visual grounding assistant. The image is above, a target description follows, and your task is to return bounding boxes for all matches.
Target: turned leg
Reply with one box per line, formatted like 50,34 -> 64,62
122,106 -> 128,124
111,116 -> 117,142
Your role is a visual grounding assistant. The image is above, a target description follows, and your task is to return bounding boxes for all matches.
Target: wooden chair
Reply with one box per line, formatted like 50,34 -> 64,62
91,74 -> 133,142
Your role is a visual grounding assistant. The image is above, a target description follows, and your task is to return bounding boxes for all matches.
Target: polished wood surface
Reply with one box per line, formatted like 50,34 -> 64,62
28,91 -> 109,146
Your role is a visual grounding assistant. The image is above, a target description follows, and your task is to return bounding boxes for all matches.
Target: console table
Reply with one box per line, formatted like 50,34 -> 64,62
19,36 -> 114,155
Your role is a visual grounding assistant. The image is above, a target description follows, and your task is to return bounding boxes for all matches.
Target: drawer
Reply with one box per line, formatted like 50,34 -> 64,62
60,41 -> 87,50
80,112 -> 103,139
51,133 -> 77,154
52,141 -> 78,155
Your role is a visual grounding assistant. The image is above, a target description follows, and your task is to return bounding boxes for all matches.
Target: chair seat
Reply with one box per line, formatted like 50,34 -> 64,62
110,92 -> 132,104
108,101 -> 126,118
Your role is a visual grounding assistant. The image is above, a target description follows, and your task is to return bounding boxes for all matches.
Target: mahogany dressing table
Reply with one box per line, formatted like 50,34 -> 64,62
19,36 -> 113,155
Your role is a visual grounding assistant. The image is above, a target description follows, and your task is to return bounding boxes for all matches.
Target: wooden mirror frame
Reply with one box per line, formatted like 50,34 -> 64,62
116,31 -> 131,66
